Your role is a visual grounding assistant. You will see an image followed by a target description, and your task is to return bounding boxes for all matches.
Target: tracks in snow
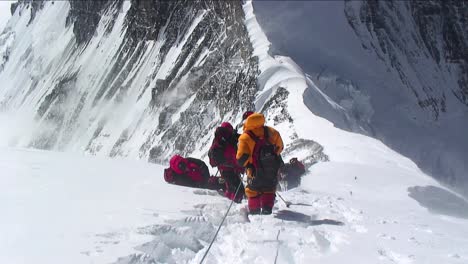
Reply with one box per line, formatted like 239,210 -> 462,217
110,188 -> 358,264
109,186 -> 462,264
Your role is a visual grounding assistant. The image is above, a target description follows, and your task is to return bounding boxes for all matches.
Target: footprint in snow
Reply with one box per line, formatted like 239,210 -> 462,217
378,233 -> 396,240
448,253 -> 461,258
184,215 -> 208,223
313,230 -> 331,252
408,237 -> 421,245
378,248 -> 415,263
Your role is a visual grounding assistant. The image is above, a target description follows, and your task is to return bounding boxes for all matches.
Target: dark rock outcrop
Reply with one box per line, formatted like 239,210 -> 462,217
1,0 -> 259,162
345,0 -> 467,120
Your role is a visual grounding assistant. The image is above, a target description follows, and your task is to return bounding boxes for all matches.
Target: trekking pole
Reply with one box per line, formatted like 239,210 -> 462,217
276,192 -> 291,208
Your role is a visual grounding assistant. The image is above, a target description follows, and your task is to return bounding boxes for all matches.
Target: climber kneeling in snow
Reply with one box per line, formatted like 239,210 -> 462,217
237,111 -> 284,215
164,155 -> 225,190
208,122 -> 245,203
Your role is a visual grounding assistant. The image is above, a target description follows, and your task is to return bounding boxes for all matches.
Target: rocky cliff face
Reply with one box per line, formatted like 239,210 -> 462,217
345,0 -> 467,121
0,0 -> 259,161
343,0 -> 468,193
0,0 -> 327,167
411,0 -> 468,106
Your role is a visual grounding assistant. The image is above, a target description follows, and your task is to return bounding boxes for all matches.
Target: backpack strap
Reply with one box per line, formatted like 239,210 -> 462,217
264,126 -> 269,140
246,130 -> 259,142
246,126 -> 269,142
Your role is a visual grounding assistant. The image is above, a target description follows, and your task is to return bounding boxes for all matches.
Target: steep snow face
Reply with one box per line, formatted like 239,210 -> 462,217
0,1 -> 15,71
252,0 -> 468,196
0,1 -> 14,31
0,0 -> 257,162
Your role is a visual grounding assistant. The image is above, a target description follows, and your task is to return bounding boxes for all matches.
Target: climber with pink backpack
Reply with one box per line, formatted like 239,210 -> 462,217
208,122 -> 245,203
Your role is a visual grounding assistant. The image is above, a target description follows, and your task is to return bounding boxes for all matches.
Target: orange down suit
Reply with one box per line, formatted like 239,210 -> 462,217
236,113 -> 284,198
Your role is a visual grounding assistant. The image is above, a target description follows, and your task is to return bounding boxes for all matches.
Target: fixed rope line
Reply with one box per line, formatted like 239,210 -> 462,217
274,229 -> 282,264
199,178 -> 243,264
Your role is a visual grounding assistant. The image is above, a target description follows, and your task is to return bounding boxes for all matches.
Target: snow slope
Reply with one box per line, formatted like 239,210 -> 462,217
1,147 -> 173,264
0,147 -> 239,264
2,135 -> 468,263
0,1 -> 14,32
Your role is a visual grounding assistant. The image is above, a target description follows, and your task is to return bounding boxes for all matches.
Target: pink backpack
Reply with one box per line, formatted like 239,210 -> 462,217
169,155 -> 205,182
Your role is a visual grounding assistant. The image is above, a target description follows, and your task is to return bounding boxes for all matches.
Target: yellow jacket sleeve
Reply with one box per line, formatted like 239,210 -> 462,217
236,133 -> 254,166
268,127 -> 284,155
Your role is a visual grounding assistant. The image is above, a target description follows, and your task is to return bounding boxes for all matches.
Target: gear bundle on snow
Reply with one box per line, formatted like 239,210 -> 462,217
164,155 -> 224,191
278,157 -> 306,190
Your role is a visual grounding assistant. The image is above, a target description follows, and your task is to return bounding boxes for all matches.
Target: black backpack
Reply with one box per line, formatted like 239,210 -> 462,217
246,127 -> 281,186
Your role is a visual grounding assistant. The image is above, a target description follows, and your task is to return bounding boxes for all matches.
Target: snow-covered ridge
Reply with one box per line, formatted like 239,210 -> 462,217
250,0 -> 468,197
243,1 -> 416,169
241,2 -> 468,262
0,1 -> 13,32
